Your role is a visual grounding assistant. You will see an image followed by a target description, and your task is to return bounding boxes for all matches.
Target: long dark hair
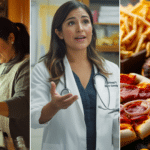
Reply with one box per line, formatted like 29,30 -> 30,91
40,1 -> 110,84
0,17 -> 29,64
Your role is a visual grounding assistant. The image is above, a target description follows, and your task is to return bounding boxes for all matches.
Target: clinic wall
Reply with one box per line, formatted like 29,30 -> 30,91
31,0 -> 76,67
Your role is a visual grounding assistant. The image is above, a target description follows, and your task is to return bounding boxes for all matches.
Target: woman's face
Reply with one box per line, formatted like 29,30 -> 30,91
57,7 -> 93,52
0,37 -> 15,63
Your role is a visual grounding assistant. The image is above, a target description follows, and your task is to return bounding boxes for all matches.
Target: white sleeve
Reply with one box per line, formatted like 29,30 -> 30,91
31,62 -> 51,129
111,63 -> 120,150
112,113 -> 120,150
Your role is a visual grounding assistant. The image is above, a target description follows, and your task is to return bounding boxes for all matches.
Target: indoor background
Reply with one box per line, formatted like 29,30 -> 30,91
31,0 -> 119,149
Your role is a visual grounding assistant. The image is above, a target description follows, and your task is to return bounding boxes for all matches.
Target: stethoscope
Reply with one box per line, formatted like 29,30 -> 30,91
60,71 -> 119,114
93,73 -> 119,114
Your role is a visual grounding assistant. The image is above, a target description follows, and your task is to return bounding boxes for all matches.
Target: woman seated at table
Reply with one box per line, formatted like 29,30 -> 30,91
0,17 -> 29,148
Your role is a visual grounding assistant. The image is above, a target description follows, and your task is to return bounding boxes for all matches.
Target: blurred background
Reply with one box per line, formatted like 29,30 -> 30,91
121,0 -> 150,6
31,0 -> 119,68
31,0 -> 119,149
0,0 -> 29,32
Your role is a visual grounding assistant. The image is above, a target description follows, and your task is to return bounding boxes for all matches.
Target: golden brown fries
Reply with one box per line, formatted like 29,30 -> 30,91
120,0 -> 150,60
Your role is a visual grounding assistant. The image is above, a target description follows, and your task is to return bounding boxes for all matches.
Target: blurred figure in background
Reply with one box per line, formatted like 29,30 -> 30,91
0,17 -> 29,149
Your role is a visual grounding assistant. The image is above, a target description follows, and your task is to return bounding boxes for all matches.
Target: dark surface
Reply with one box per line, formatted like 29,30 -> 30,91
121,135 -> 150,150
121,49 -> 147,74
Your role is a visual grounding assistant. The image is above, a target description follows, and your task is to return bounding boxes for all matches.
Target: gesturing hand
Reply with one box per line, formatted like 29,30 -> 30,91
50,81 -> 78,110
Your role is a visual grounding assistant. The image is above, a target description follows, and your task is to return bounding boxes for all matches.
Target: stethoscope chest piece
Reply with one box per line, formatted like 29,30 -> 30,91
61,88 -> 71,96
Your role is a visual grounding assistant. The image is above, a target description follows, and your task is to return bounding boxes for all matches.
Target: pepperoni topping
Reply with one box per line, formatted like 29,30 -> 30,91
125,102 -> 147,114
120,85 -> 139,102
123,100 -> 150,116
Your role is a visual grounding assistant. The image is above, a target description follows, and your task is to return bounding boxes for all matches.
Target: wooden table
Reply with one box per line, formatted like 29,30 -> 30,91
5,136 -> 15,150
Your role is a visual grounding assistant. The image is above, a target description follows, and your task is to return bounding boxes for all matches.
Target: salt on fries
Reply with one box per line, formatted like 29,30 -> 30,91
120,0 -> 150,59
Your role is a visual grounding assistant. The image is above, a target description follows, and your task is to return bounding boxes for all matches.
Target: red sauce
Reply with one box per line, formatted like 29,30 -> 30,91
120,74 -> 136,84
120,125 -> 129,130
131,115 -> 148,126
120,115 -> 131,124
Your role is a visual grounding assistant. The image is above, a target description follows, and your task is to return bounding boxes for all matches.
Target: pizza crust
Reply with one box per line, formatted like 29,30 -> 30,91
135,118 -> 150,140
120,128 -> 137,140
120,123 -> 137,147
120,128 -> 138,147
146,98 -> 150,102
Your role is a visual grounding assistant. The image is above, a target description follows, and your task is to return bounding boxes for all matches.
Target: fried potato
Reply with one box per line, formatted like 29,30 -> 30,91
120,0 -> 150,60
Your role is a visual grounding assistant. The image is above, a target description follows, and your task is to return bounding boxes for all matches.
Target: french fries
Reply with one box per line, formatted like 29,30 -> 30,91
120,0 -> 150,60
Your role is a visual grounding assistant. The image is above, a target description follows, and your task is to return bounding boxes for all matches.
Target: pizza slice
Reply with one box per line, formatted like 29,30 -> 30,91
120,73 -> 150,147
120,104 -> 137,147
120,74 -> 139,103
120,75 -> 150,103
123,100 -> 150,140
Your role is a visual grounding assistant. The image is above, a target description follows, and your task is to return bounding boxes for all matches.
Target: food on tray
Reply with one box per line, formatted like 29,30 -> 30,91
120,73 -> 150,147
142,57 -> 150,79
120,0 -> 150,60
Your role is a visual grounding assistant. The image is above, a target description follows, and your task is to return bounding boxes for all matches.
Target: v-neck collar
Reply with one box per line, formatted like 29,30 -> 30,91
72,66 -> 94,91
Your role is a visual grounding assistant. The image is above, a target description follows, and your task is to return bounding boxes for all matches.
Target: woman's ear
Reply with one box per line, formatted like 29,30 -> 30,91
55,29 -> 63,40
8,33 -> 15,44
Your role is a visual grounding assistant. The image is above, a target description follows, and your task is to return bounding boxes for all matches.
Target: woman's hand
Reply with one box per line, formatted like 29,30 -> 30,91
50,81 -> 78,110
39,81 -> 78,124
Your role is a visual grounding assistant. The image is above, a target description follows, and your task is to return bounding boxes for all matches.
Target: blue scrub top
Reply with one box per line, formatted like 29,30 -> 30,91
73,67 -> 96,150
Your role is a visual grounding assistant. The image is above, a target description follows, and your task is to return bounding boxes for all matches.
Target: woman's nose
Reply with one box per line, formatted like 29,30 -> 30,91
76,23 -> 83,32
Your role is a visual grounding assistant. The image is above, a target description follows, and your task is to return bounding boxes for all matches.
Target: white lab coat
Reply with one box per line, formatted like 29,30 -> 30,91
31,56 -> 120,150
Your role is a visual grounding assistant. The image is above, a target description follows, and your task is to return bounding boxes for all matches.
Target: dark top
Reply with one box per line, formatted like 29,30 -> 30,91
0,58 -> 30,148
73,67 -> 96,150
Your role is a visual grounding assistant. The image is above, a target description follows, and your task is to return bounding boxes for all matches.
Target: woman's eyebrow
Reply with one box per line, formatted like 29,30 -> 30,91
65,17 -> 76,22
81,15 -> 89,19
65,15 -> 89,22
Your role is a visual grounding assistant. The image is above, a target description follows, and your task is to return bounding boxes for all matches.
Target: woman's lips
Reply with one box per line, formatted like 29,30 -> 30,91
75,36 -> 86,42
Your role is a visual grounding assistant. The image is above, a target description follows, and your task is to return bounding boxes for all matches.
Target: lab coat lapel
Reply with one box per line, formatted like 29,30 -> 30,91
60,56 -> 84,115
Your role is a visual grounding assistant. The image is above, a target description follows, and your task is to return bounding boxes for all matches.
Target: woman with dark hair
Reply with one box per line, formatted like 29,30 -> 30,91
31,1 -> 119,150
0,17 -> 29,148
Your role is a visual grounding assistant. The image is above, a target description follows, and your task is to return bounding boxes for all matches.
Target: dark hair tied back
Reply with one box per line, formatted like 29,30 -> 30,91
0,17 -> 29,64
14,23 -> 29,62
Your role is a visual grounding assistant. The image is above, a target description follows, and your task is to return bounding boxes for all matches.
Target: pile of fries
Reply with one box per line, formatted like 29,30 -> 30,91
120,0 -> 150,60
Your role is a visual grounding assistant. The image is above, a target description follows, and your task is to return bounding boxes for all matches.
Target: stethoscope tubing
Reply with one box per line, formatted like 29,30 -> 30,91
93,73 -> 118,112
61,71 -> 119,113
